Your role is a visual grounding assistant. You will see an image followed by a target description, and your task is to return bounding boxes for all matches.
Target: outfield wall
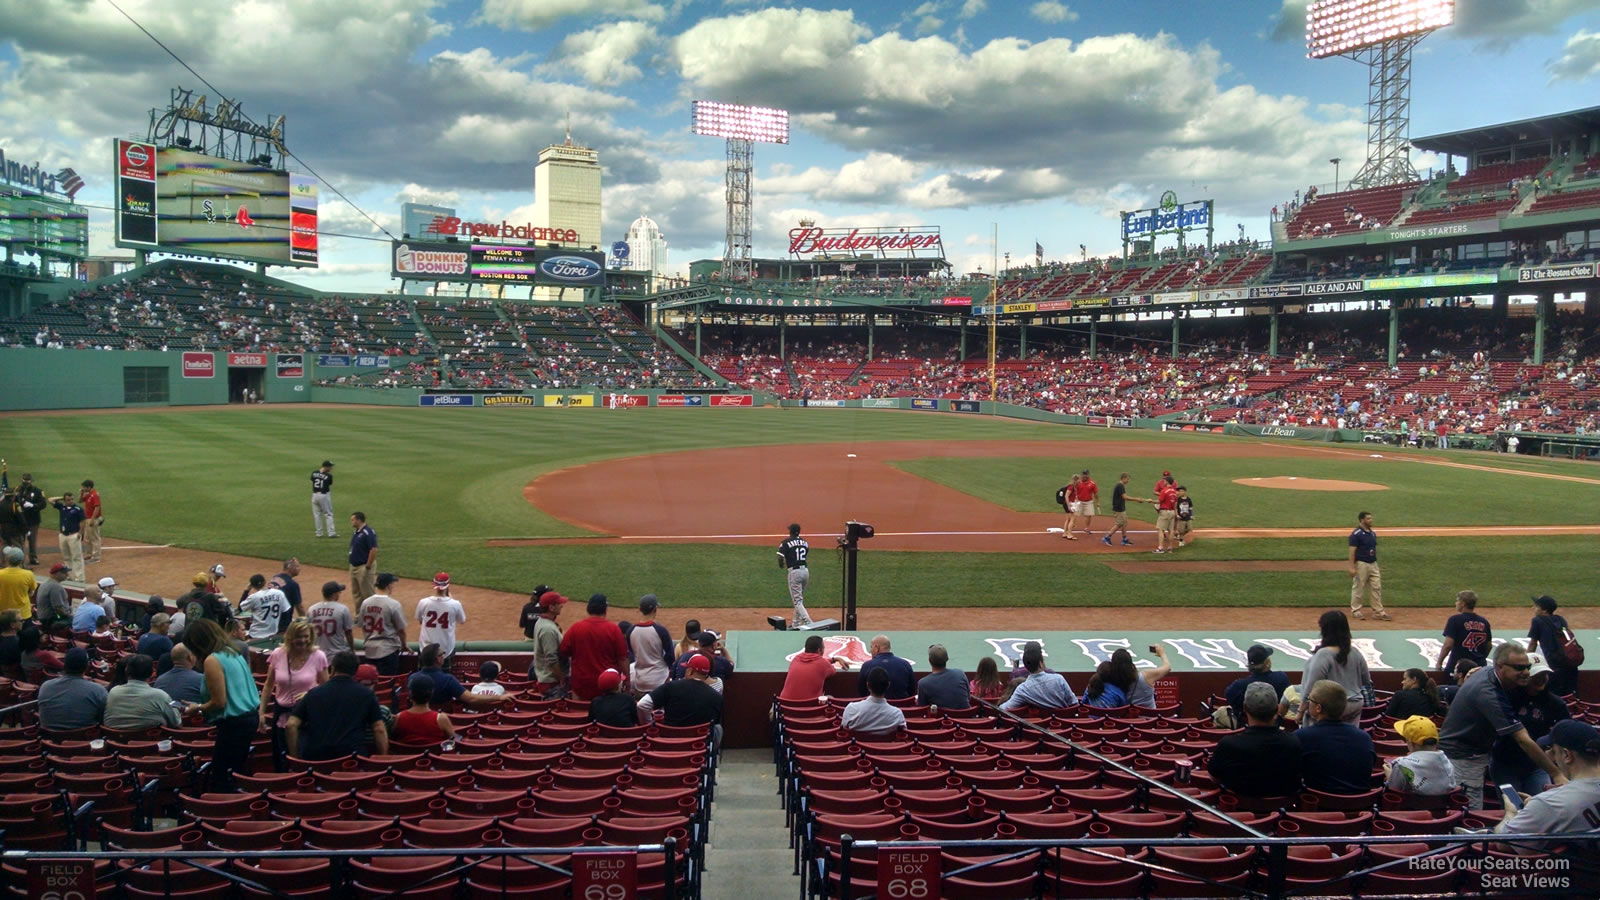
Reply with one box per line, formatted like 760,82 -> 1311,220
0,348 -> 311,410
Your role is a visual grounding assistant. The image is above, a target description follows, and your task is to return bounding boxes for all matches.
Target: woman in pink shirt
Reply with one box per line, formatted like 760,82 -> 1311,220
261,620 -> 328,734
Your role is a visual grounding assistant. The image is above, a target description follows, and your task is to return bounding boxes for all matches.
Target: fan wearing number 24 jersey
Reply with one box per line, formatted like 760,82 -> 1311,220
417,593 -> 467,659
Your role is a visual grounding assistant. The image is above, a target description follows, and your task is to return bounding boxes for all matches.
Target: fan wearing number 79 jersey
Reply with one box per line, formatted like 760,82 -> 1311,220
417,572 -> 467,663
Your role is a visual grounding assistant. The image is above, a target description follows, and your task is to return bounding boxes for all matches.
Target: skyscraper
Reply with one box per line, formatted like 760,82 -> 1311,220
532,123 -> 601,300
624,215 -> 668,280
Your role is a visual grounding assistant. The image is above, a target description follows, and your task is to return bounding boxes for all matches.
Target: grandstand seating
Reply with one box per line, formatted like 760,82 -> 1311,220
1444,158 -> 1549,195
1283,183 -> 1418,239
774,692 -> 1597,900
1401,195 -> 1518,227
1526,185 -> 1600,216
0,660 -> 716,898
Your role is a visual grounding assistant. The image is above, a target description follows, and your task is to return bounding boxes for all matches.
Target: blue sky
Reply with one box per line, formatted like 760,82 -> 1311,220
4,0 -> 1600,289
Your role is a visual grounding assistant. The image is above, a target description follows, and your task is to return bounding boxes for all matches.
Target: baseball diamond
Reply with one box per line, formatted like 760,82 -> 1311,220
5,8 -> 1600,894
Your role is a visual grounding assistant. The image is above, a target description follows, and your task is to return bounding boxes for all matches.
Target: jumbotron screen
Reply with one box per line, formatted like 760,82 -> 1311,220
470,243 -> 539,283
114,142 -> 318,267
0,193 -> 88,259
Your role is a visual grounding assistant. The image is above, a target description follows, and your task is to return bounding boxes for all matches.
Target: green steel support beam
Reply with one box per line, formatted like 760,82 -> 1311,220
1388,302 -> 1400,368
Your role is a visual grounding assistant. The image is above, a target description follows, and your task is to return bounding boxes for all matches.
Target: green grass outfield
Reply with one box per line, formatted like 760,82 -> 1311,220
3,406 -> 1595,609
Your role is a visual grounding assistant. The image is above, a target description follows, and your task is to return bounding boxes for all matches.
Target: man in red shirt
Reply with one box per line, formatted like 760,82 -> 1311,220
1154,479 -> 1178,554
558,593 -> 629,700
1154,470 -> 1172,497
79,479 -> 103,564
779,634 -> 849,701
1076,470 -> 1099,535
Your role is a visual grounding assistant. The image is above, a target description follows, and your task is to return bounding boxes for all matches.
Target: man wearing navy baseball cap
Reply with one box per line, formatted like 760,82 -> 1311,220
1496,719 -> 1600,859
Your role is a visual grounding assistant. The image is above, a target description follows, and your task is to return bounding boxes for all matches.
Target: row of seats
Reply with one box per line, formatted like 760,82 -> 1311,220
771,698 -> 1569,900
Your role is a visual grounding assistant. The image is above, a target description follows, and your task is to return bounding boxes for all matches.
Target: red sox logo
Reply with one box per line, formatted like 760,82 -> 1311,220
785,635 -> 872,667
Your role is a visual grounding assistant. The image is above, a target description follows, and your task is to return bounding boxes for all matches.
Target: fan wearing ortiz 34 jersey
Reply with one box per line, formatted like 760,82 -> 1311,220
777,524 -> 813,627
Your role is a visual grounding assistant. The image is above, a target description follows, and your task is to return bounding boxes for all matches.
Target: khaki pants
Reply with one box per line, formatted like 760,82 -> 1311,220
81,517 -> 101,561
1449,752 -> 1489,809
350,563 -> 376,600
1351,561 -> 1383,612
58,532 -> 85,581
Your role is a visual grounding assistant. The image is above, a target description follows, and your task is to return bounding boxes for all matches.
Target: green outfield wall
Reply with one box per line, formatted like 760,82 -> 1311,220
0,348 -> 311,411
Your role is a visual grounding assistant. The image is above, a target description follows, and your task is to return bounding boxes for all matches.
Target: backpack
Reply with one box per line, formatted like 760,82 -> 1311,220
1055,486 -> 1069,507
1560,627 -> 1585,667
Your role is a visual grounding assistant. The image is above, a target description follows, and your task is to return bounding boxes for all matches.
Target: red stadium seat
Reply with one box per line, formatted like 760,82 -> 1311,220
233,857 -> 332,897
200,819 -> 302,850
301,817 -> 402,850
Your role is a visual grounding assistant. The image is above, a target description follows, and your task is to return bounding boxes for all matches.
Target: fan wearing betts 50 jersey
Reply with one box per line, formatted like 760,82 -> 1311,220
310,461 -> 336,538
777,523 -> 813,627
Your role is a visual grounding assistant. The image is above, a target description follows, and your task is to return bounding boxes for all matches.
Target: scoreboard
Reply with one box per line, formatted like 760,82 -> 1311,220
0,192 -> 88,258
470,244 -> 539,283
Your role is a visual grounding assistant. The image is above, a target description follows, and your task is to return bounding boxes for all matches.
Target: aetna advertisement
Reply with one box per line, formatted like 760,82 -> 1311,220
535,249 -> 605,286
392,240 -> 470,280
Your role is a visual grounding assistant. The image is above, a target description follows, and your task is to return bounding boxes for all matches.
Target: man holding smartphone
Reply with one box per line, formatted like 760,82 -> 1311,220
1495,719 -> 1600,864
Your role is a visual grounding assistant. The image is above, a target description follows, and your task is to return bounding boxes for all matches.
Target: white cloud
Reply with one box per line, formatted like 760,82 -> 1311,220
476,0 -> 665,32
1549,28 -> 1600,81
958,0 -> 987,19
548,20 -> 658,85
673,12 -> 1366,210
1029,1 -> 1076,24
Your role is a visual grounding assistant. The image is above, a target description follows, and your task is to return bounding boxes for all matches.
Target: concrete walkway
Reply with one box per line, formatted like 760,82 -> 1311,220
703,748 -> 798,900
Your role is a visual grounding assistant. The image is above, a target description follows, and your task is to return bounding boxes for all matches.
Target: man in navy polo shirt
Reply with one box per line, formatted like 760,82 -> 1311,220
1295,680 -> 1376,794
1347,510 -> 1389,620
348,512 -> 378,601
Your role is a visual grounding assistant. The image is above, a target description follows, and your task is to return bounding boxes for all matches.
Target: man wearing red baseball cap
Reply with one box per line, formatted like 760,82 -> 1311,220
416,572 -> 466,667
32,562 -> 73,632
638,652 -> 723,745
528,590 -> 569,697
588,668 -> 638,728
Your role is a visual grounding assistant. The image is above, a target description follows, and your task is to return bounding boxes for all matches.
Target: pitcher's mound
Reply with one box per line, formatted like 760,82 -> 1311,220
1234,476 -> 1387,492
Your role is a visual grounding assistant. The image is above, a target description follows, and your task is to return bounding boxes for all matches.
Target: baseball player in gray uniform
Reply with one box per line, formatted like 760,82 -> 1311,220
310,461 -> 336,538
777,523 -> 812,627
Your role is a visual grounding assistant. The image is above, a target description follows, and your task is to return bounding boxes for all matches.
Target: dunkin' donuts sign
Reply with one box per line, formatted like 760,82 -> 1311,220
181,352 -> 215,378
392,240 -> 469,281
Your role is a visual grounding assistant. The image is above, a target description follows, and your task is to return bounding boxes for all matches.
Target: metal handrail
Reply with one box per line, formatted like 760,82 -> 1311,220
835,831 -> 1600,900
2,840 -> 683,900
974,697 -> 1270,838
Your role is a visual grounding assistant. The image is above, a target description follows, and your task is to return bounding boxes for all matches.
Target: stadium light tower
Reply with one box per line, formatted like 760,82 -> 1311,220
692,101 -> 789,282
1307,0 -> 1453,188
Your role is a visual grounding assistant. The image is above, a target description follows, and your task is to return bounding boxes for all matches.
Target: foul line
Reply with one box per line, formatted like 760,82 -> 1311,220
605,524 -> 1600,541
1277,442 -> 1600,486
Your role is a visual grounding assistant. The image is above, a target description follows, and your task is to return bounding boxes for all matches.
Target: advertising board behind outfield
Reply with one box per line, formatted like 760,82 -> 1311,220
419,394 -> 475,406
113,143 -> 318,267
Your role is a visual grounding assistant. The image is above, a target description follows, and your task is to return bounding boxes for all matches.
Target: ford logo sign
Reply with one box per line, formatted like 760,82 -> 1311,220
538,255 -> 602,282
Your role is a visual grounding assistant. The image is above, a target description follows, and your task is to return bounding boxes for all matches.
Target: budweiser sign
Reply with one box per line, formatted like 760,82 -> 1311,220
788,226 -> 943,256
424,216 -> 577,243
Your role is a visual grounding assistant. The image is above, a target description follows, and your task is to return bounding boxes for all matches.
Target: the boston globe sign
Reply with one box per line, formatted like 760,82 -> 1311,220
391,240 -> 603,286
